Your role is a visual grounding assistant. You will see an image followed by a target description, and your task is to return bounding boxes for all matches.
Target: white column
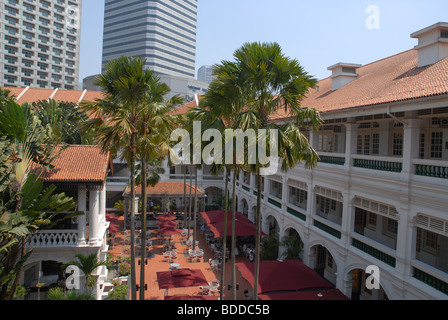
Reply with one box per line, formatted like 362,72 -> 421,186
344,123 -> 359,170
89,186 -> 100,244
401,119 -> 423,177
77,185 -> 87,245
99,184 -> 106,224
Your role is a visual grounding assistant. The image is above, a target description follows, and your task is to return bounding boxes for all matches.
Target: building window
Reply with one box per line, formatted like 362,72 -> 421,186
430,132 -> 443,159
392,132 -> 403,156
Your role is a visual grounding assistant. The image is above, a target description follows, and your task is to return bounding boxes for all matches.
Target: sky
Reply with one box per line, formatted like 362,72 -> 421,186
78,0 -> 448,85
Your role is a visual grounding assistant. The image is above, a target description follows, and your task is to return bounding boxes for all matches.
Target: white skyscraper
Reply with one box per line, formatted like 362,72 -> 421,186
101,0 -> 198,79
197,65 -> 215,84
0,0 -> 82,89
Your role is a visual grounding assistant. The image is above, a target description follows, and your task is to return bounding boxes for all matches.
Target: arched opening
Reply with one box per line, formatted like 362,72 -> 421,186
348,268 -> 389,300
281,228 -> 304,260
204,186 -> 224,211
310,244 -> 337,286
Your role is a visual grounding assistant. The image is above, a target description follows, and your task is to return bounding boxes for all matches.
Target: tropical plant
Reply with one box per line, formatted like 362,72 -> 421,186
34,99 -> 93,145
63,253 -> 107,295
108,283 -> 129,300
81,56 -> 154,300
280,234 -> 304,260
45,287 -> 95,300
0,99 -> 79,300
209,42 -> 323,299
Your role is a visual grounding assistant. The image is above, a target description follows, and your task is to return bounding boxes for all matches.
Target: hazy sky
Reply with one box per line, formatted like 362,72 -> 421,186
78,0 -> 448,84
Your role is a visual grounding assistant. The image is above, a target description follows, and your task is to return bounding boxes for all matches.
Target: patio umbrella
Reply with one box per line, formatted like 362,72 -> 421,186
164,295 -> 219,300
159,227 -> 183,235
258,288 -> 349,300
236,260 -> 333,294
156,268 -> 209,290
157,220 -> 178,227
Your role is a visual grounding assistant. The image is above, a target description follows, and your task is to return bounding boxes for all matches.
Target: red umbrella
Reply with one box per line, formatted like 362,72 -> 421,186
159,227 -> 183,235
156,215 -> 177,221
165,295 -> 219,300
156,268 -> 209,289
157,220 -> 178,227
236,260 -> 333,294
258,288 -> 349,300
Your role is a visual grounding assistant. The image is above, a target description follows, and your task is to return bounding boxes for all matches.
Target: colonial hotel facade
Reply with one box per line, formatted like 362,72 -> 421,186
172,22 -> 448,300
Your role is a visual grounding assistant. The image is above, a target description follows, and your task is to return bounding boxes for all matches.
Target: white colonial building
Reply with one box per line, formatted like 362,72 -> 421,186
21,145 -> 113,300
166,22 -> 448,300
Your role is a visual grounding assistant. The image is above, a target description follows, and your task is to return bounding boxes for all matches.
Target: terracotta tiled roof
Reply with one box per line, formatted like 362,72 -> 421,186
124,181 -> 205,197
1,87 -> 104,104
169,98 -> 201,116
300,49 -> 448,114
33,145 -> 111,184
171,49 -> 448,119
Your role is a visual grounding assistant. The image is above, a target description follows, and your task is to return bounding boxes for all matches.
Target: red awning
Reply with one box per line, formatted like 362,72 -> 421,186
156,269 -> 209,290
258,288 -> 349,300
200,210 -> 263,238
236,260 -> 334,294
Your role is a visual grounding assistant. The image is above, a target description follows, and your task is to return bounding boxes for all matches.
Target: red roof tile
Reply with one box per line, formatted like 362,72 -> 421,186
33,145 -> 111,184
124,181 -> 205,197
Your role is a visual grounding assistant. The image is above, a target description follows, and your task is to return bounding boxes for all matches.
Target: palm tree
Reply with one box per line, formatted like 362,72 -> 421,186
135,74 -> 183,300
190,73 -> 247,299
64,253 -> 107,294
212,42 -> 322,299
81,56 -> 153,300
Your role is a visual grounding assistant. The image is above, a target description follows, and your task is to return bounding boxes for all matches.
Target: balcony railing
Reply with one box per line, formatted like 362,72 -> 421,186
27,230 -> 79,248
413,159 -> 448,179
318,152 -> 346,166
352,237 -> 396,267
353,155 -> 402,172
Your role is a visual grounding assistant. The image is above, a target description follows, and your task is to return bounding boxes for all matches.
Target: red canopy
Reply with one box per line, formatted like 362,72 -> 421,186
159,227 -> 183,235
164,295 -> 219,300
156,269 -> 209,289
200,210 -> 263,238
236,260 -> 333,294
258,288 -> 349,300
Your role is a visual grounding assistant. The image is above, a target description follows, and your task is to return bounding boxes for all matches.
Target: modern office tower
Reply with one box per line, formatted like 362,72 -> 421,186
0,0 -> 82,89
101,0 -> 198,79
197,65 -> 215,84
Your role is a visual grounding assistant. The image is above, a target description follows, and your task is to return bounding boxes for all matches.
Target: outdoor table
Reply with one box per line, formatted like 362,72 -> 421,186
170,263 -> 181,270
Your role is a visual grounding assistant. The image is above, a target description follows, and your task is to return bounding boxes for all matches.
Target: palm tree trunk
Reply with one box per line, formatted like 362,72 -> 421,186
183,164 -> 187,227
231,167 -> 238,300
188,163 -> 193,238
129,134 -> 137,300
220,167 -> 230,300
192,166 -> 198,250
253,169 -> 262,300
139,154 -> 147,300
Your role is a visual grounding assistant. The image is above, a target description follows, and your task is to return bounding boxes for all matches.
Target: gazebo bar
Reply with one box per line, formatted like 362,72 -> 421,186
122,181 -> 207,230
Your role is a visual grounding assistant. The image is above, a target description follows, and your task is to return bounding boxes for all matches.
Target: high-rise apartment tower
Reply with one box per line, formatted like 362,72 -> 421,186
0,0 -> 82,89
102,0 -> 198,79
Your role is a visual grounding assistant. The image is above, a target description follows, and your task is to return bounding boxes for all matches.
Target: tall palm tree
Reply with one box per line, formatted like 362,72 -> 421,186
81,56 -> 153,300
135,75 -> 183,300
212,42 -> 322,299
190,73 -> 247,299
